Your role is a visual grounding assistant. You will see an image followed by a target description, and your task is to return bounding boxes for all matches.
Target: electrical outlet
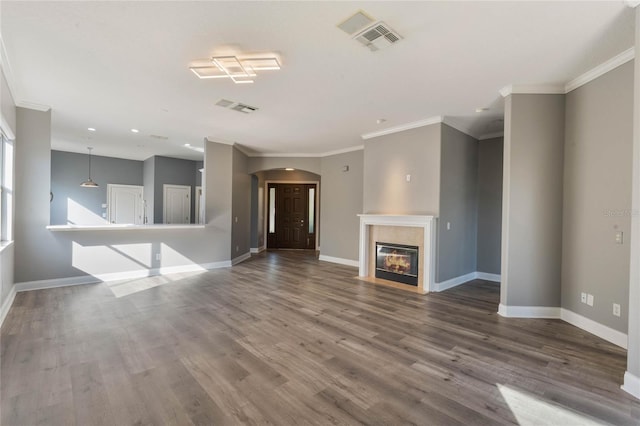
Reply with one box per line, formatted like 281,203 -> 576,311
613,303 -> 621,317
235,216 -> 238,223
581,292 -> 587,303
155,253 -> 161,261
236,245 -> 239,252
447,222 -> 451,231
615,231 -> 624,244
406,174 -> 411,182
587,294 -> 594,307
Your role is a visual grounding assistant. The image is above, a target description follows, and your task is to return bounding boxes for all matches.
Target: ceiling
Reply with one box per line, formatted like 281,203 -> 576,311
0,1 -> 635,161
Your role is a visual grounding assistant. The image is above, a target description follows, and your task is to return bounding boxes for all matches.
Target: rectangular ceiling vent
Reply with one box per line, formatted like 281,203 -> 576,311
231,103 -> 258,114
337,10 -> 374,35
215,99 -> 259,114
353,21 -> 402,52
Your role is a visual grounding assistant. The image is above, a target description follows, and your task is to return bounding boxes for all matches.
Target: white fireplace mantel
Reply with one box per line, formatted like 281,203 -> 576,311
358,214 -> 436,294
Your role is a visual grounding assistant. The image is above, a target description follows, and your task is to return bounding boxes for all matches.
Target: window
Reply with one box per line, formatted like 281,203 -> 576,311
308,187 -> 315,234
268,186 -> 276,234
1,132 -> 14,242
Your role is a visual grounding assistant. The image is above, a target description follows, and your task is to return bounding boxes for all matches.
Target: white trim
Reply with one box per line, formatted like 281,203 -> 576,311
497,304 -> 561,318
16,275 -> 100,292
560,308 -> 628,349
16,101 -> 51,112
476,272 -> 501,282
14,261 -> 232,292
435,272 -> 476,292
478,131 -> 504,141
442,116 -> 477,139
565,48 -> 635,93
499,84 -> 565,98
626,1 -> 640,8
47,224 -> 205,231
622,372 -> 640,400
0,240 -> 13,254
247,145 -> 364,158
0,285 -> 16,328
0,114 -> 15,141
361,116 -> 443,140
319,254 -> 359,267
250,246 -> 266,254
231,252 -> 251,265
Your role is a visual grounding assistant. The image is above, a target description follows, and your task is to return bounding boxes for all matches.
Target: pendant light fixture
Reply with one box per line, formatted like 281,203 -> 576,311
80,147 -> 99,187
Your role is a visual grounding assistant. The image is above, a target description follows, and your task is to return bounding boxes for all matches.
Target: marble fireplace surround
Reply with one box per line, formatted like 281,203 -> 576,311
358,214 -> 436,294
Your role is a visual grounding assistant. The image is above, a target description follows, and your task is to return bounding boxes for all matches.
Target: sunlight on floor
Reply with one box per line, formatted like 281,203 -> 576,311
497,384 -> 602,425
106,271 -> 205,298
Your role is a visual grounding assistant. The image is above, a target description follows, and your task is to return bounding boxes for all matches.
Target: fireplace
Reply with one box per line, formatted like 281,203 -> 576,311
375,242 -> 419,286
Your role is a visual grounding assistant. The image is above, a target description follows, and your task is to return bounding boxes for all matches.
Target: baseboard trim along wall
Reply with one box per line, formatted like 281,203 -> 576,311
14,260 -> 233,293
232,252 -> 251,265
318,255 -> 359,267
622,371 -> 640,400
0,285 -> 17,328
435,271 -> 502,292
250,246 -> 266,254
497,304 -> 628,349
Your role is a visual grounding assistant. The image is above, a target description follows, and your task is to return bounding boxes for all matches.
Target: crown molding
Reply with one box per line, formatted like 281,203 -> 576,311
626,1 -> 640,7
360,116 -> 443,140
248,145 -> 364,158
478,131 -> 504,141
565,47 -> 635,93
321,145 -> 364,157
442,116 -> 479,139
499,84 -> 565,98
0,35 -> 18,104
16,101 -> 51,112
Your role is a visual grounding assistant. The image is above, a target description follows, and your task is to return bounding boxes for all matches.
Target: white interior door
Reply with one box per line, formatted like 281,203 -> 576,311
163,184 -> 191,224
195,186 -> 204,225
107,184 -> 144,225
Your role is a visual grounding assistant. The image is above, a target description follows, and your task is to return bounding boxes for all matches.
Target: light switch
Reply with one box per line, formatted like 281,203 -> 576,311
405,174 -> 411,182
587,294 -> 594,307
615,231 -> 624,244
447,222 -> 451,230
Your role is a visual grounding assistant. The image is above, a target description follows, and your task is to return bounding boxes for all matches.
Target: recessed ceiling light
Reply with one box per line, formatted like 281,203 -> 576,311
376,118 -> 387,124
131,129 -> 139,133
285,168 -> 295,171
88,127 -> 96,132
476,108 -> 489,113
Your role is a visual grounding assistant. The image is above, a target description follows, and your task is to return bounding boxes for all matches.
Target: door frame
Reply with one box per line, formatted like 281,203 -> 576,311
195,185 -> 203,225
264,180 -> 320,250
163,184 -> 191,224
107,184 -> 144,225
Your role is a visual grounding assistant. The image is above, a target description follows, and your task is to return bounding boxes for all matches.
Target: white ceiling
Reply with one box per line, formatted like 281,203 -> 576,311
1,1 -> 635,161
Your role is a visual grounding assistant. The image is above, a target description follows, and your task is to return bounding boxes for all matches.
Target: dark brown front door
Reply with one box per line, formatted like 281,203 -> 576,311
267,183 -> 316,249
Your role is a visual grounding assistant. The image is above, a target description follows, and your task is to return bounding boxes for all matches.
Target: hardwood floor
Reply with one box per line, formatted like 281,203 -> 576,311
2,250 -> 639,425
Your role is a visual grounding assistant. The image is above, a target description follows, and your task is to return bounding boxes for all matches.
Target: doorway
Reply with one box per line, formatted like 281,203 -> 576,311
107,184 -> 144,225
163,184 -> 191,224
267,183 -> 317,249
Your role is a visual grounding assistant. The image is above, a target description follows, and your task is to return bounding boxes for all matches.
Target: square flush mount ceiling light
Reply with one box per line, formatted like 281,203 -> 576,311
190,56 -> 281,84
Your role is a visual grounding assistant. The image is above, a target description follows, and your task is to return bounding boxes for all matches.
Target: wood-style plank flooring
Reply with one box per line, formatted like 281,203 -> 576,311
2,251 -> 639,425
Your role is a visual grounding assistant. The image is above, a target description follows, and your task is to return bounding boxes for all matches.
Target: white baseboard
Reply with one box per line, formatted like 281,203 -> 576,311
318,254 -> 359,267
476,272 -> 501,282
16,275 -> 100,292
561,308 -> 628,349
622,371 -> 640,400
232,252 -> 251,265
250,246 -> 266,254
435,272 -> 477,292
15,261 -> 233,293
497,304 -> 561,318
0,285 -> 17,328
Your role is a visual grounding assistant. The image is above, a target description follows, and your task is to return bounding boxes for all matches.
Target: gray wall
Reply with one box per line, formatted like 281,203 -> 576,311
50,150 -> 143,225
501,94 -> 565,307
320,149 -> 364,261
231,147 -> 251,259
152,156 -> 198,224
248,157 -> 321,175
437,124 -> 478,282
13,113 -> 236,284
562,62 -> 634,332
477,137 -> 504,275
627,5 -> 640,386
143,157 -> 155,224
363,124 -> 441,215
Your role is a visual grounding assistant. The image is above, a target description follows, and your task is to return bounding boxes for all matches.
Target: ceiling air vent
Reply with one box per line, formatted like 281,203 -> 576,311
230,103 -> 258,114
353,21 -> 402,51
337,10 -> 374,35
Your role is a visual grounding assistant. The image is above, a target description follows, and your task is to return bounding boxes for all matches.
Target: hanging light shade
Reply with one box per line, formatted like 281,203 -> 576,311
81,147 -> 99,187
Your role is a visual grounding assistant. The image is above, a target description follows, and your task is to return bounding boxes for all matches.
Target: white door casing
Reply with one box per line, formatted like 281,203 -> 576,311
107,184 -> 144,225
195,186 -> 203,225
163,184 -> 191,224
